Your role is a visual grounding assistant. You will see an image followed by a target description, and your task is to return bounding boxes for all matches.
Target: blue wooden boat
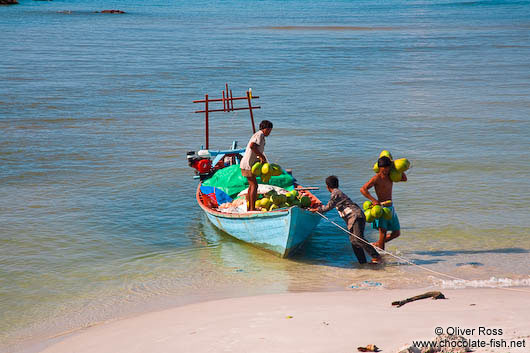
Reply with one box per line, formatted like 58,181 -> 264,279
188,85 -> 322,257
196,183 -> 321,257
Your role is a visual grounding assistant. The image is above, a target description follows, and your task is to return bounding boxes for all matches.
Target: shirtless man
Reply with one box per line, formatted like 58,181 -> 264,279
360,156 -> 407,250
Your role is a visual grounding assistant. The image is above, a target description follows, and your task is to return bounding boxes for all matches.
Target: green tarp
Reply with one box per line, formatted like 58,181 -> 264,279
202,164 -> 295,198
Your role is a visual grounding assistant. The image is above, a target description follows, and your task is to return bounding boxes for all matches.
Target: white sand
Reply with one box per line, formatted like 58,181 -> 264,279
38,288 -> 529,353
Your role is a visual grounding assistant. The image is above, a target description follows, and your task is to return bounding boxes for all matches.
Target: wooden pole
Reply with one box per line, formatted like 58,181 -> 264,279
205,94 -> 209,149
226,83 -> 230,111
247,90 -> 256,133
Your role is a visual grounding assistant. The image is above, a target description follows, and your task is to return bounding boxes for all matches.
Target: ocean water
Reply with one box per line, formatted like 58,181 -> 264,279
1,0 -> 530,350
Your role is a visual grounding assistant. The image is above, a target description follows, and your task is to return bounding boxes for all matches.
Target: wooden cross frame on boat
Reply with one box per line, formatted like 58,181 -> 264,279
193,83 -> 261,149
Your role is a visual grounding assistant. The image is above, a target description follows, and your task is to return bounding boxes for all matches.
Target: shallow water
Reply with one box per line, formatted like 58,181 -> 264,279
1,0 -> 529,350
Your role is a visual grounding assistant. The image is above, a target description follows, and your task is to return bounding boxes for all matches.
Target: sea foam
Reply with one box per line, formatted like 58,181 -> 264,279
436,276 -> 530,289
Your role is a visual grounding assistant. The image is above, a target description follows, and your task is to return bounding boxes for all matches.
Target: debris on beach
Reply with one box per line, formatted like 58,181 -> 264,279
392,291 -> 446,307
350,280 -> 383,289
357,344 -> 380,352
397,334 -> 471,353
95,10 -> 126,14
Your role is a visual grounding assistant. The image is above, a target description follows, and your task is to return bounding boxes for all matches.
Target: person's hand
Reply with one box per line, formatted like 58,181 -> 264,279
372,200 -> 380,206
258,156 -> 266,163
308,208 -> 317,213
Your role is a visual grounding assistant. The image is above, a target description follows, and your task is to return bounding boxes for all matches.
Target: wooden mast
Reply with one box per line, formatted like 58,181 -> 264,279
193,84 -> 261,149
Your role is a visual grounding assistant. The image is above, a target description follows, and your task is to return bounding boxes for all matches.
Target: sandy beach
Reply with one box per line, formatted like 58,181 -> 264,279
34,287 -> 529,353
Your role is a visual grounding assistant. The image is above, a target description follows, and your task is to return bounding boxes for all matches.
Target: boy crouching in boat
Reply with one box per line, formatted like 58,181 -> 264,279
240,120 -> 273,211
310,176 -> 381,264
360,156 -> 407,250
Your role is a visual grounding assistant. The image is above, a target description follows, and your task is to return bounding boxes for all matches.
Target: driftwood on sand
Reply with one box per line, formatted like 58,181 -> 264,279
392,291 -> 446,308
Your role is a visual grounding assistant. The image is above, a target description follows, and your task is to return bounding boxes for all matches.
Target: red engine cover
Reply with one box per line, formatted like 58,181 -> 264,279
193,159 -> 212,173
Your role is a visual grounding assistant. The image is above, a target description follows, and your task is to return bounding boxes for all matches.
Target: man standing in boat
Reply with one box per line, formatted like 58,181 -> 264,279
240,120 -> 273,211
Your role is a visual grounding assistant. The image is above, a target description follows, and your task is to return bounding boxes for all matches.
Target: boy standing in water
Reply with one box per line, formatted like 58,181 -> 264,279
240,120 -> 273,211
360,156 -> 407,250
310,176 -> 381,264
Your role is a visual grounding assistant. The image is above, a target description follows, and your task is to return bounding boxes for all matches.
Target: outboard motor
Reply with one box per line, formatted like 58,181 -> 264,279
187,150 -> 213,179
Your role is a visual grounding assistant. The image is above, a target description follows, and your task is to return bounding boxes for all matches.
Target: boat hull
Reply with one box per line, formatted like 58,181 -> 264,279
197,185 -> 321,257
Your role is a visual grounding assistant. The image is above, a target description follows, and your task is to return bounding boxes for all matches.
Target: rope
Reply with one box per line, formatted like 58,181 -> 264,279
315,211 -> 530,293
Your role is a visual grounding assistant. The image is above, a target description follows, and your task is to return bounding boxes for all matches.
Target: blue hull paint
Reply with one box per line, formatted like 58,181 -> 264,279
198,186 -> 321,257
203,207 -> 320,257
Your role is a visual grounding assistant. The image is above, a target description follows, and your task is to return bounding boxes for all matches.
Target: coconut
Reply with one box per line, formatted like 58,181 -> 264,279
365,210 -> 375,223
271,194 -> 285,206
261,163 -> 270,175
300,196 -> 311,208
371,205 -> 383,219
382,207 -> 393,220
379,150 -> 393,160
393,158 -> 411,173
389,168 -> 402,182
363,201 -> 373,211
260,198 -> 271,210
251,162 -> 262,176
266,190 -> 277,197
270,163 -> 283,176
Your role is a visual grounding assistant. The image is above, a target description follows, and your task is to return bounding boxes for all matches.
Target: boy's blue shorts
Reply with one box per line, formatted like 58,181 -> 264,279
372,206 -> 400,231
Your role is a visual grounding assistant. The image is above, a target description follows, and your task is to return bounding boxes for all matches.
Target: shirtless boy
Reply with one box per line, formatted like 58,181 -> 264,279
360,156 -> 407,250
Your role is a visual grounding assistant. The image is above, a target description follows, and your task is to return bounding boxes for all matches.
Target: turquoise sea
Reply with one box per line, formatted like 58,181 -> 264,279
1,0 -> 530,350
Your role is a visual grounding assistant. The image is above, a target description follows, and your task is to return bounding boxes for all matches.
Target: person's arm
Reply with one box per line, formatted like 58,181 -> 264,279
311,191 -> 338,213
401,172 -> 407,182
360,176 -> 380,205
249,142 -> 267,163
